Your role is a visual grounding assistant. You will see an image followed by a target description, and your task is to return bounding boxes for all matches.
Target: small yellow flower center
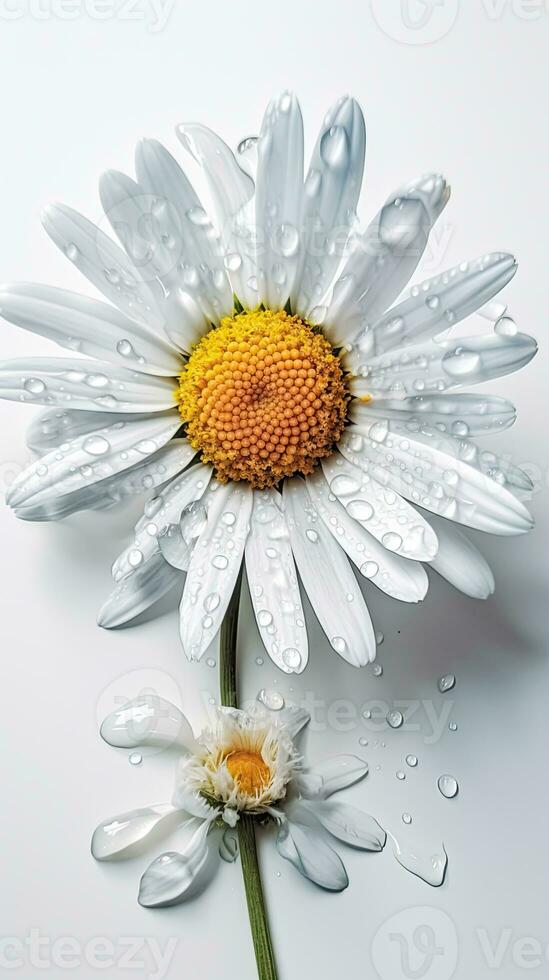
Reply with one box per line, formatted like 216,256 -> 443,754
177,309 -> 348,488
225,750 -> 271,796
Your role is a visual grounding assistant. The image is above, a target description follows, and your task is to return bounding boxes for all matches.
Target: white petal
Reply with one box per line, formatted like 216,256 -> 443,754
135,140 -> 233,320
350,393 -> 517,437
306,800 -> 386,851
323,173 -> 450,345
111,462 -> 212,580
321,452 -> 438,561
138,819 -> 210,907
100,694 -> 196,751
7,413 -> 181,508
305,468 -> 428,602
349,331 -> 537,400
91,805 -> 179,861
0,356 -> 176,413
42,203 -> 165,329
276,817 -> 348,892
98,552 -> 182,628
277,705 -> 311,739
254,92 -> 304,308
176,123 -> 257,308
180,482 -> 252,662
427,515 -> 495,599
26,408 -> 147,454
293,96 -> 366,318
340,422 -> 533,535
0,283 -> 180,375
245,488 -> 308,674
294,754 -> 369,800
15,439 -> 195,521
344,252 -> 517,366
283,478 -> 376,666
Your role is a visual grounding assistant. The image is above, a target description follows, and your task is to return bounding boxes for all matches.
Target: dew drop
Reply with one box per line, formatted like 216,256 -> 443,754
376,631 -> 384,645
128,549 -> 143,568
204,592 -> 220,613
448,722 -> 458,733
382,532 -> 403,552
305,528 -> 319,543
282,647 -> 302,671
442,347 -> 481,378
255,657 -> 264,666
206,658 -> 216,668
24,377 -> 46,395
402,813 -> 412,825
331,636 -> 347,655
361,560 -> 379,579
212,555 -> 228,570
273,223 -> 300,258
396,770 -> 406,780
358,737 -> 368,747
437,774 -> 459,799
494,315 -> 518,337
320,125 -> 349,170
438,673 -> 456,693
372,664 -> 383,677
387,710 -> 404,729
406,754 -> 418,768
83,435 -> 110,456
257,688 -> 285,711
346,499 -> 374,522
257,609 -> 273,627
117,339 -> 134,357
128,752 -> 142,766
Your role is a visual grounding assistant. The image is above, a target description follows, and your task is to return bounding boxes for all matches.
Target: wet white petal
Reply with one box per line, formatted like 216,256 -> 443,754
295,754 -> 369,800
26,409 -> 149,454
245,488 -> 308,674
350,393 -> 517,437
283,478 -> 376,666
180,482 -> 252,662
293,96 -> 366,319
176,123 -> 257,308
0,282 -> 180,375
111,462 -> 212,581
339,424 -> 533,536
305,468 -> 428,602
324,173 -> 450,345
349,331 -> 537,400
98,552 -> 182,628
345,252 -> 517,366
305,800 -> 386,851
138,819 -> 211,908
15,439 -> 196,522
42,203 -> 165,329
276,817 -> 348,892
254,91 -> 304,308
0,356 -> 176,414
321,452 -> 438,561
7,413 -> 181,508
427,515 -> 495,599
91,805 -> 179,861
100,694 -> 196,751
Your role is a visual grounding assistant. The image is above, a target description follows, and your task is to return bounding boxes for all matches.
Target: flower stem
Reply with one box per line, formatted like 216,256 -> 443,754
219,568 -> 278,980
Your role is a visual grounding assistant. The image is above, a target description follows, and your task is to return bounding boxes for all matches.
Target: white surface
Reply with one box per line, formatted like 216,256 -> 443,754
0,3 -> 548,979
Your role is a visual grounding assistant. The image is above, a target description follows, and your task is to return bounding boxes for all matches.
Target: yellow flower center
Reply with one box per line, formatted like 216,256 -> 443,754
225,749 -> 271,796
177,309 -> 348,488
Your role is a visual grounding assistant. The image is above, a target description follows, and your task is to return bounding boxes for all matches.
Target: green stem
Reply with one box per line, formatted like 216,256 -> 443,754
219,569 -> 278,980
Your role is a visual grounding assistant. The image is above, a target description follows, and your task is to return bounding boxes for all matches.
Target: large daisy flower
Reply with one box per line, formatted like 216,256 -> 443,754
1,93 -> 536,672
92,695 -> 387,904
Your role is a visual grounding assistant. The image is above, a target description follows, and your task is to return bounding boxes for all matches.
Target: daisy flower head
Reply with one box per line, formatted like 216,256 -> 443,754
1,92 -> 537,672
92,694 -> 385,905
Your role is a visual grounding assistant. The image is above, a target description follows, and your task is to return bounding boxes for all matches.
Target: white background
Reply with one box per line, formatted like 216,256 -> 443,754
0,2 -> 548,979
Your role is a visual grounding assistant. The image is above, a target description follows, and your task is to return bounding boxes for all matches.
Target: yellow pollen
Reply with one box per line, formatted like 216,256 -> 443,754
177,309 -> 349,488
225,750 -> 271,796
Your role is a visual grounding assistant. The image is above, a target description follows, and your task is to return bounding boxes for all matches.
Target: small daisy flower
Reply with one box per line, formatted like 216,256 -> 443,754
92,696 -> 384,905
0,92 -> 536,672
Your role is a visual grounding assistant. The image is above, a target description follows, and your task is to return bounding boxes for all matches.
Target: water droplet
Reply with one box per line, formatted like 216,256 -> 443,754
257,688 -> 285,711
396,770 -> 406,781
362,709 -> 371,720
83,435 -> 110,456
24,377 -> 46,395
448,722 -> 458,733
376,631 -> 384,645
387,710 -> 404,729
224,253 -> 242,272
494,316 -> 518,337
255,657 -> 264,666
358,737 -> 368,747
116,339 -> 134,357
391,835 -> 448,887
257,609 -> 273,627
437,774 -> 459,799
361,560 -> 379,579
426,295 -> 440,310
206,658 -> 216,668
65,243 -> 79,261
346,499 -> 374,522
306,528 -> 319,543
406,754 -> 418,767
222,511 -> 236,526
402,813 -> 412,825
372,664 -> 383,677
128,549 -> 143,568
442,347 -> 481,378
219,828 -> 239,863
282,647 -> 302,671
273,223 -> 300,258
381,532 -> 403,552
212,555 -> 228,570
204,592 -> 220,613
128,752 -> 142,766
438,673 -> 456,693
186,206 -> 210,226
320,125 -> 349,170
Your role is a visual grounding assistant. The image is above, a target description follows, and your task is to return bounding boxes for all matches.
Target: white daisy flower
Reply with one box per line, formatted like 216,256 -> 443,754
1,92 -> 536,672
92,695 -> 384,905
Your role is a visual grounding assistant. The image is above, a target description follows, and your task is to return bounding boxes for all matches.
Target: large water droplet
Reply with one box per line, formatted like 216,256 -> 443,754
273,223 -> 300,258
406,754 -> 418,767
282,648 -> 302,671
437,774 -> 459,799
257,688 -> 285,711
320,125 -> 349,170
438,673 -> 456,693
83,435 -> 110,456
442,347 -> 481,378
382,532 -> 403,552
346,499 -> 374,522
387,710 -> 404,729
24,377 -> 46,395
